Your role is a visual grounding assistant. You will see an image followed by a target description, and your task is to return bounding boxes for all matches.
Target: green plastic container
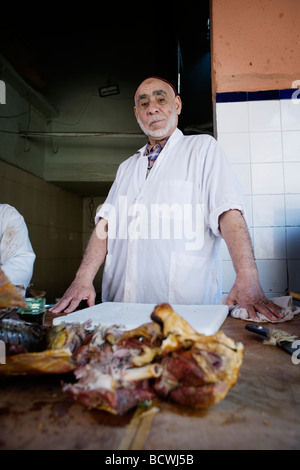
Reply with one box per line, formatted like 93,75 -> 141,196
18,297 -> 46,314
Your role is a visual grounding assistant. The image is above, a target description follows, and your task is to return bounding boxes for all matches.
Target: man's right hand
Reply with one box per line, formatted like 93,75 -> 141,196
49,279 -> 96,314
49,222 -> 107,315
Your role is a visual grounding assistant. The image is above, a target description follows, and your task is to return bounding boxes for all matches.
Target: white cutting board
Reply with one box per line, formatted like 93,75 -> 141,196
53,302 -> 228,336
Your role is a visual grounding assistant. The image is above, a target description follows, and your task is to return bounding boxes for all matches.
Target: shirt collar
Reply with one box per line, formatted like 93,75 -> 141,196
136,128 -> 183,157
144,137 -> 169,156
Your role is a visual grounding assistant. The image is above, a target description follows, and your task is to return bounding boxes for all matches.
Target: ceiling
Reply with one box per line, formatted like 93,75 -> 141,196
52,180 -> 114,198
0,2 -> 212,197
1,2 -> 211,104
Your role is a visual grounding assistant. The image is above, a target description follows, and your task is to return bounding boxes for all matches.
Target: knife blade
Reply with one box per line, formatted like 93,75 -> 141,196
245,324 -> 299,355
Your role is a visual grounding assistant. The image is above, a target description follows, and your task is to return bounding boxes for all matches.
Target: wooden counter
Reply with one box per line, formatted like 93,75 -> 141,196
0,313 -> 299,450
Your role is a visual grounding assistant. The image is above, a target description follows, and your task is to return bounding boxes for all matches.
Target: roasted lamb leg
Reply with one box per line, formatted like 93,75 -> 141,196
62,322 -> 163,415
62,304 -> 243,414
151,303 -> 244,408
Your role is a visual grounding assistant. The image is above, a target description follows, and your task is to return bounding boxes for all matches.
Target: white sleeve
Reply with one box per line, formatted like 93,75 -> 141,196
95,178 -> 119,225
0,205 -> 36,288
201,137 -> 247,237
95,159 -> 129,225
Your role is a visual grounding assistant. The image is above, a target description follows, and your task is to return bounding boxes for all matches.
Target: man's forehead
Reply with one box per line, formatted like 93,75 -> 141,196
137,88 -> 168,102
135,77 -> 177,102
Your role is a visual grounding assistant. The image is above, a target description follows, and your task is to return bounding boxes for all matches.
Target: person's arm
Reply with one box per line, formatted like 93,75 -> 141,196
49,219 -> 108,314
0,207 -> 35,289
219,209 -> 284,321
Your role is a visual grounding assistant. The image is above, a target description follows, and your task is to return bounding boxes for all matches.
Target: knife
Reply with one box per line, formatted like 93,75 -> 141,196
245,324 -> 299,355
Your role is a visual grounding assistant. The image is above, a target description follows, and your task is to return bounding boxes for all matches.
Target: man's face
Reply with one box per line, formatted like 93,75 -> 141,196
134,78 -> 182,142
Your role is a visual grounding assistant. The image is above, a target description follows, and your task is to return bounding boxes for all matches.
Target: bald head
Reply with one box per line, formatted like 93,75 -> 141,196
134,77 -> 177,106
134,77 -> 182,144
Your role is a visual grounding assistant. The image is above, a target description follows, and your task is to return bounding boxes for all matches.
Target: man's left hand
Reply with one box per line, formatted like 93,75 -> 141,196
226,276 -> 285,322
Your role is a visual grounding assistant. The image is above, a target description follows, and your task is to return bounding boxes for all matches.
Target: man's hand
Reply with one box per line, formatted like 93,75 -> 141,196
226,275 -> 284,321
49,279 -> 96,314
219,209 -> 284,322
49,221 -> 107,315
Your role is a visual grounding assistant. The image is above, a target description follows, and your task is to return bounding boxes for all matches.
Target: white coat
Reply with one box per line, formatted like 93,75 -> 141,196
0,204 -> 36,288
96,128 -> 246,305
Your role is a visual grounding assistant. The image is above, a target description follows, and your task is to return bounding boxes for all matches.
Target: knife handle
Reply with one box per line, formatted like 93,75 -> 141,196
286,290 -> 300,301
245,324 -> 270,338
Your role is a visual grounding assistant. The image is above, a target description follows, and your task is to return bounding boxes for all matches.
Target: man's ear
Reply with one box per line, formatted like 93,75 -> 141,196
175,95 -> 182,115
134,106 -> 138,120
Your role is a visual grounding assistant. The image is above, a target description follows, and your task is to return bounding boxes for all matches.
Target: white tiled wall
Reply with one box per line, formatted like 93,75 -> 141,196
216,94 -> 300,298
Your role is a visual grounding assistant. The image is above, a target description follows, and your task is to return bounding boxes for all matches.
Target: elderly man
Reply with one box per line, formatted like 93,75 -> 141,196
0,204 -> 35,292
50,77 -> 283,321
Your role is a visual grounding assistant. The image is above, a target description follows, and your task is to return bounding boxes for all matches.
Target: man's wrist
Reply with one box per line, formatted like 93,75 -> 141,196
234,266 -> 259,280
75,269 -> 94,283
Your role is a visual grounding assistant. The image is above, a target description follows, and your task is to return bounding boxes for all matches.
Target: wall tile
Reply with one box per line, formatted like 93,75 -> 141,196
256,259 -> 287,294
252,194 -> 285,227
249,131 -> 282,162
282,131 -> 300,161
248,100 -> 281,132
231,163 -> 252,195
220,239 -> 231,261
216,102 -> 249,133
251,163 -> 284,194
285,194 -> 300,226
217,92 -> 300,297
287,260 -> 300,293
284,162 -> 300,193
217,132 -> 250,163
281,99 -> 300,131
222,258 -> 287,297
253,227 -> 286,259
221,260 -> 236,293
286,227 -> 300,259
243,195 -> 253,228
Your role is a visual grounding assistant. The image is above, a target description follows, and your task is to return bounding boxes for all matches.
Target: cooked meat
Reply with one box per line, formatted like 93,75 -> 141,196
62,330 -> 162,415
62,303 -> 244,414
150,304 -> 244,408
0,267 -> 26,309
153,332 -> 243,408
1,301 -> 244,412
